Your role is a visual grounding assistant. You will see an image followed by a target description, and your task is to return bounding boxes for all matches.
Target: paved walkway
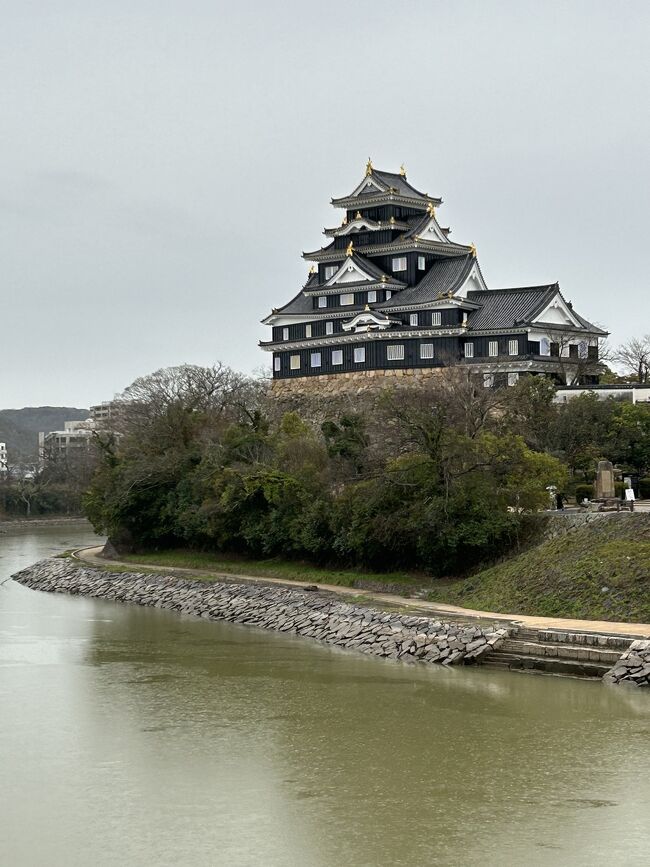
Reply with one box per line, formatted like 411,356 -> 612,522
75,546 -> 650,639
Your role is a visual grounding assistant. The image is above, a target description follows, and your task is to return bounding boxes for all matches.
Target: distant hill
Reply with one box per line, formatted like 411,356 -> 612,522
0,406 -> 89,462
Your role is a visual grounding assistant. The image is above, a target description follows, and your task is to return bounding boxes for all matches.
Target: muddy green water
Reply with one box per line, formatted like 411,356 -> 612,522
1,523 -> 649,867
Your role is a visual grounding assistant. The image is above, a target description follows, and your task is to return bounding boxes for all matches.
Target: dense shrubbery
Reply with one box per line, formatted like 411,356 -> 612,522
84,365 -> 570,575
83,364 -> 650,575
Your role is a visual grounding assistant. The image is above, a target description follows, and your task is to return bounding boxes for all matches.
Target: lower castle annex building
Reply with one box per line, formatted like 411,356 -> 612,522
261,162 -> 606,389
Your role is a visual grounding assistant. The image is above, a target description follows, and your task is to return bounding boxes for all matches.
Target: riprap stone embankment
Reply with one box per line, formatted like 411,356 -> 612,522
603,640 -> 650,687
12,557 -> 508,667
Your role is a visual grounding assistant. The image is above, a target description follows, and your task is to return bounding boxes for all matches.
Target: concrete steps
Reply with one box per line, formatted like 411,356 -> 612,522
480,627 -> 634,680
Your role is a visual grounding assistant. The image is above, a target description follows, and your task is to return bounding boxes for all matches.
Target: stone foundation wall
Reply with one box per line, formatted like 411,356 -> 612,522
12,558 -> 507,667
271,367 -> 445,400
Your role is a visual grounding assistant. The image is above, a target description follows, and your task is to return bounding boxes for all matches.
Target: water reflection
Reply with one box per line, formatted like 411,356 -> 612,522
1,523 -> 649,867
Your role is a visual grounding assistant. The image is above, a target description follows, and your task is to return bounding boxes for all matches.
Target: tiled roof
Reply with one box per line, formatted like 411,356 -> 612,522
465,286 -> 557,330
377,255 -> 474,308
372,170 -> 430,200
465,285 -> 606,334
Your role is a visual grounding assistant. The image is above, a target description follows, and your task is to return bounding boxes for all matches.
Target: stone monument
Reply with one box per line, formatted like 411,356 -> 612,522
595,460 -> 615,500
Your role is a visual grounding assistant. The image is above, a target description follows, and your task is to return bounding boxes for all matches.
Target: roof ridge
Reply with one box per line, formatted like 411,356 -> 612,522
467,284 -> 558,295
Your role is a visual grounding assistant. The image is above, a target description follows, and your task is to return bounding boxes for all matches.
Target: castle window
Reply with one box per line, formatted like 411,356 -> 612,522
483,373 -> 494,388
274,357 -> 281,372
282,327 -> 289,341
354,347 -> 366,363
392,257 -> 407,272
340,293 -> 354,306
367,290 -> 377,303
325,321 -> 333,335
418,255 -> 425,270
290,355 -> 301,370
305,324 -> 312,338
311,352 -> 321,368
508,339 -> 519,356
431,312 -> 441,326
420,344 -> 434,359
385,290 -> 392,299
318,296 -> 327,308
387,344 -> 404,361
489,340 -> 498,357
332,350 -> 343,365
324,265 -> 337,280
464,342 -> 474,358
410,313 -> 418,326
507,372 -> 519,386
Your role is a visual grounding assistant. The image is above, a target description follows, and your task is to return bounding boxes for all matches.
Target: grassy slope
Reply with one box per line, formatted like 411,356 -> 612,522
119,550 -> 428,591
426,514 -> 650,623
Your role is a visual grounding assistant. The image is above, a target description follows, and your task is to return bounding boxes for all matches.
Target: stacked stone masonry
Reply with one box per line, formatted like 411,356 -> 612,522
604,640 -> 650,687
13,558 -> 507,667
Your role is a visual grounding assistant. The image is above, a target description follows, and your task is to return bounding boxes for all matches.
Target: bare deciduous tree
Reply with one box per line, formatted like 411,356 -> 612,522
614,335 -> 650,383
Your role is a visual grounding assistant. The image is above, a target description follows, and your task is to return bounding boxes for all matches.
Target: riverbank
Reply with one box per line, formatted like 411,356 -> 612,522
98,512 -> 650,624
0,516 -> 91,530
12,554 -> 650,687
12,556 -> 509,667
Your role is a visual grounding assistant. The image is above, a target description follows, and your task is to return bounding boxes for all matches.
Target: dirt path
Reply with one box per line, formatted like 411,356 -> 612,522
74,545 -> 650,639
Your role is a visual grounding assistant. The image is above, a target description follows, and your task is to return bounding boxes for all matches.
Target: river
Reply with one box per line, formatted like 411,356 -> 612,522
1,522 -> 649,866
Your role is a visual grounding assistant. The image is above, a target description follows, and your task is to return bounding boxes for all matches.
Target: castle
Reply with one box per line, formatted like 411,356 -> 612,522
261,161 -> 605,391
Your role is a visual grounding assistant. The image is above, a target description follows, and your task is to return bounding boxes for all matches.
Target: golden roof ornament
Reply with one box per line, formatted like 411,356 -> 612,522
380,275 -> 387,283
390,215 -> 395,224
399,164 -> 406,177
355,211 -> 362,220
365,157 -> 373,177
341,215 -> 348,225
469,242 -> 477,257
427,202 -> 436,217
364,303 -> 371,311
345,240 -> 354,257
309,265 -> 316,274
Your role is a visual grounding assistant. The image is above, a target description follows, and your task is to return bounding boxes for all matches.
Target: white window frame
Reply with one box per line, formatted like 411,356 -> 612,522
324,265 -> 337,280
387,344 -> 405,361
417,255 -> 425,270
367,290 -> 377,303
420,343 -> 434,360
318,296 -> 327,308
340,293 -> 354,306
385,290 -> 392,299
290,355 -> 300,370
274,357 -> 281,372
310,352 -> 321,368
325,321 -> 333,335
409,313 -> 418,326
305,324 -> 312,338
392,256 -> 407,272
508,339 -> 519,356
282,327 -> 289,341
488,340 -> 498,357
464,342 -> 474,358
331,349 -> 343,366
431,311 -> 441,327
354,346 -> 365,363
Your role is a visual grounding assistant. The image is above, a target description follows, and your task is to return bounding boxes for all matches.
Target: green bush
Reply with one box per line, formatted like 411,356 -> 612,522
639,478 -> 650,499
574,484 -> 594,503
614,481 -> 626,499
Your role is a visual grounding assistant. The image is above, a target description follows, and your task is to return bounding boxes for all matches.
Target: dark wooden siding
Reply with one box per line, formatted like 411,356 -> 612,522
463,333 -> 524,358
272,337 -> 462,378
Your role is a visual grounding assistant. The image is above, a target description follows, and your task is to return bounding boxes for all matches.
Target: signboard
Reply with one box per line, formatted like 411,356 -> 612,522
625,488 -> 635,501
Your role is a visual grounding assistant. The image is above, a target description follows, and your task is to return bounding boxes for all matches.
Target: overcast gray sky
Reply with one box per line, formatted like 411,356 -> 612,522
2,0 -> 648,408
